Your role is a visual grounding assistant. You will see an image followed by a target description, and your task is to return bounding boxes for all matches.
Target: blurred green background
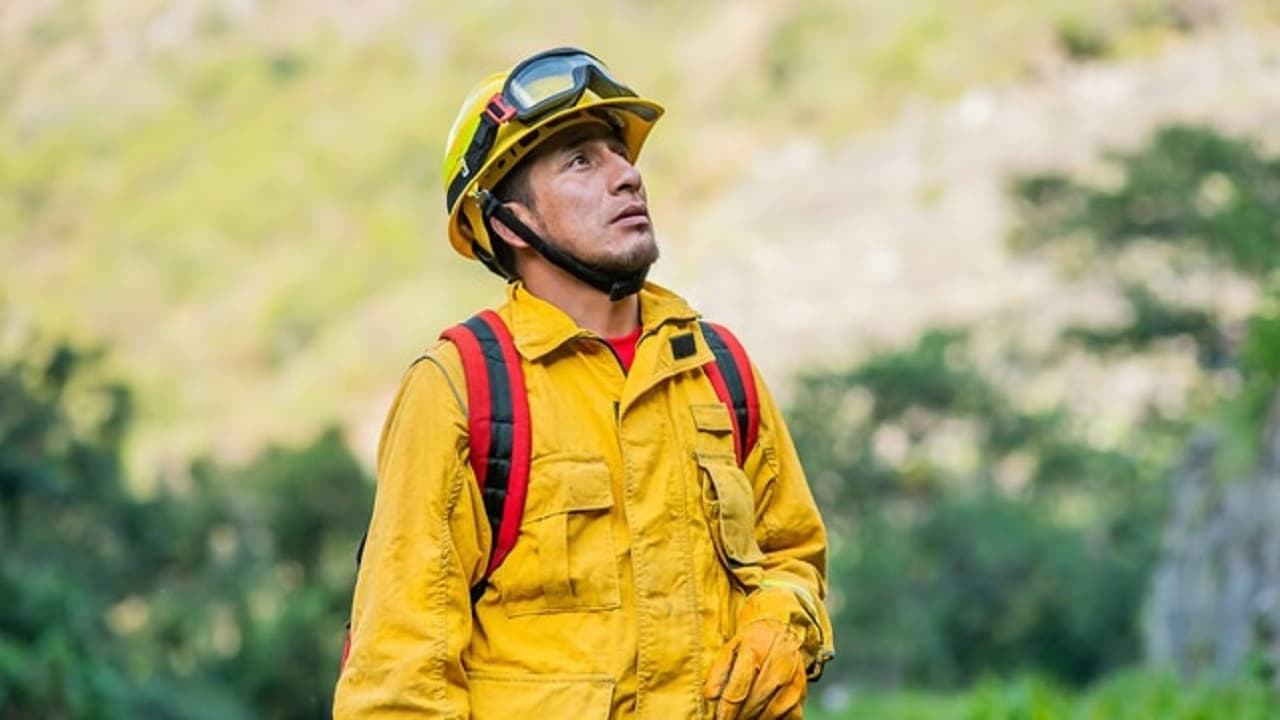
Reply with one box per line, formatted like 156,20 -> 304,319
4,1 -> 1280,717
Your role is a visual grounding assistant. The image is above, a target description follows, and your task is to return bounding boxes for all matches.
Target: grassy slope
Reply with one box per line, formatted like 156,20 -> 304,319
809,670 -> 1279,719
3,0 -> 1277,479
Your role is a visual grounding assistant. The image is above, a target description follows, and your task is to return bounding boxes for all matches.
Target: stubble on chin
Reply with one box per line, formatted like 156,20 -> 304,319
594,233 -> 660,274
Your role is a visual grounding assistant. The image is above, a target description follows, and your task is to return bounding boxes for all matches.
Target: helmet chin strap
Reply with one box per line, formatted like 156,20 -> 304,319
477,190 -> 648,302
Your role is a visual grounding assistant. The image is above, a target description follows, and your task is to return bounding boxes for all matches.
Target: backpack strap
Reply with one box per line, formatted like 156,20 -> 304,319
699,321 -> 761,467
440,309 -> 531,579
342,311 -> 530,669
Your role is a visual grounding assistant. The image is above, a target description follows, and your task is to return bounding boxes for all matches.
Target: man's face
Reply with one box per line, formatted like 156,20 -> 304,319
515,121 -> 658,275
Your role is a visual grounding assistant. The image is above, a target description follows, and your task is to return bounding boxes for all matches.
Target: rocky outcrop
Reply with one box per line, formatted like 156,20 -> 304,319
1145,393 -> 1280,683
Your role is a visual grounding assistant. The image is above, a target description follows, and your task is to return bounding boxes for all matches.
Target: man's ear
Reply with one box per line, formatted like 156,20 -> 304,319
488,203 -> 536,250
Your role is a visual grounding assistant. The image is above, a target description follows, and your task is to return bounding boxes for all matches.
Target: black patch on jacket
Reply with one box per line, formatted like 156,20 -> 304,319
670,333 -> 696,360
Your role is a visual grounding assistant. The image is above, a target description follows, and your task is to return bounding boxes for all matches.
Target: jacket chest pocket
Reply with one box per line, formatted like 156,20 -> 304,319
697,452 -> 766,570
692,400 -> 765,570
494,453 -> 621,616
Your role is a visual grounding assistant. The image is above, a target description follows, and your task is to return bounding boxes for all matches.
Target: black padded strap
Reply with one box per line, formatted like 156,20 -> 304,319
701,321 -> 750,463
461,315 -> 515,537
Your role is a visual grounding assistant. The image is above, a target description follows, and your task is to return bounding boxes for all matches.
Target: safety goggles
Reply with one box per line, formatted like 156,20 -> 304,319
447,48 -> 638,210
495,47 -> 635,124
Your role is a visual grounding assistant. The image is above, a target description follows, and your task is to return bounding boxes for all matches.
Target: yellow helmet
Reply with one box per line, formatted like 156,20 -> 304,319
442,48 -> 664,276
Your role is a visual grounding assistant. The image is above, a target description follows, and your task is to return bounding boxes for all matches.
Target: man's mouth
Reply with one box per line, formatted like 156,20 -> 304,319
612,203 -> 650,226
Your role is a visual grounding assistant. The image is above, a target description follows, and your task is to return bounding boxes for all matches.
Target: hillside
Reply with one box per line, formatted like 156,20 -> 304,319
686,25 -> 1280,383
3,0 -> 1278,479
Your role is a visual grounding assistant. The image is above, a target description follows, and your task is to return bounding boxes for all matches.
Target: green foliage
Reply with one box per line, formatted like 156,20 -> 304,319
1001,121 -> 1280,688
1211,281 -> 1280,479
840,494 -> 1140,686
790,121 -> 1280,698
1012,125 -> 1280,277
796,124 -> 1280,686
1240,290 -> 1280,383
0,341 -> 371,718
1056,16 -> 1113,60
791,331 -> 1169,689
1059,284 -> 1225,364
0,343 -> 209,717
810,669 -> 1280,719
1012,124 -> 1280,479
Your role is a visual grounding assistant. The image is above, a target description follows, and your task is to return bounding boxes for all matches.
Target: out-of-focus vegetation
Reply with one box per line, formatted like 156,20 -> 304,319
1010,124 -> 1280,474
793,122 -> 1280,715
0,342 -> 369,718
810,671 -> 1280,720
791,328 -> 1171,687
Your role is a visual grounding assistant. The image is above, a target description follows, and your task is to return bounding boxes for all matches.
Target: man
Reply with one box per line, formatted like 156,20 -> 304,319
334,48 -> 834,719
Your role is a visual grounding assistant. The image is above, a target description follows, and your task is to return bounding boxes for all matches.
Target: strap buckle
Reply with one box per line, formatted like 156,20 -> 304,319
484,93 -> 517,124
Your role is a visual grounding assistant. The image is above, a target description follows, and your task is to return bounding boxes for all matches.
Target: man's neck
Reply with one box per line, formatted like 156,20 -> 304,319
521,269 -> 641,338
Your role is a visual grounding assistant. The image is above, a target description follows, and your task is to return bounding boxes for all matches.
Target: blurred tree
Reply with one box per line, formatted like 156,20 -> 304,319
0,343 -> 209,718
792,331 -> 1167,688
192,429 -> 372,718
1009,124 -> 1280,684
796,123 -> 1280,691
1012,125 -> 1280,278
0,341 -> 372,718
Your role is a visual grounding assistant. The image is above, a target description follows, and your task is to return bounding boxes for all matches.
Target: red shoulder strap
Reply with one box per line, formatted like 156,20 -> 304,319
699,322 -> 761,466
441,309 -> 531,577
343,312 -> 531,669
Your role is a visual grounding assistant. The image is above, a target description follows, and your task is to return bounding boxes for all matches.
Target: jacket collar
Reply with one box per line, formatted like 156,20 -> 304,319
505,280 -> 700,362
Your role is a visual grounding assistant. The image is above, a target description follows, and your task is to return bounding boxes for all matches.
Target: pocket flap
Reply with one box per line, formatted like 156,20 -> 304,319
525,454 -> 614,521
701,461 -> 766,566
470,673 -> 615,719
692,403 -> 734,434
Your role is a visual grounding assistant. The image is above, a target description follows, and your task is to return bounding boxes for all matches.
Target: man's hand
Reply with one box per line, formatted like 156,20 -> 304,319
702,618 -> 807,719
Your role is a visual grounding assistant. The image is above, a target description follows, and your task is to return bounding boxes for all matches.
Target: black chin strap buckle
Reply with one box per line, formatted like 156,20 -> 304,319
474,188 -> 502,216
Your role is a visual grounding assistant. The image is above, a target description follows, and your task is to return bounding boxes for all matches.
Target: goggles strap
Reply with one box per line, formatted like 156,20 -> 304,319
447,114 -> 501,211
479,191 -> 647,301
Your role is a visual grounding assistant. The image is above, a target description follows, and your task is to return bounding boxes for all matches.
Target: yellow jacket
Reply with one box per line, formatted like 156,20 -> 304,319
334,282 -> 834,719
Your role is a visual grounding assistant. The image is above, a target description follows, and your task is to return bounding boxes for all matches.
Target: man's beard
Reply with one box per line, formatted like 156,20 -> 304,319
589,235 -> 660,275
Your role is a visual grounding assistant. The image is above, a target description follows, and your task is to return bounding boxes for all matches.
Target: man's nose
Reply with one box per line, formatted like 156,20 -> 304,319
608,153 -> 643,194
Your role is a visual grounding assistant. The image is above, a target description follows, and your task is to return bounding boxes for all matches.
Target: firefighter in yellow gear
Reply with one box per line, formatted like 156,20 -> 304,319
334,47 -> 834,719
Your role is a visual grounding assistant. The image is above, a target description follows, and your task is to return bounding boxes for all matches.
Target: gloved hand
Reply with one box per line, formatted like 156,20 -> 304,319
702,618 -> 807,720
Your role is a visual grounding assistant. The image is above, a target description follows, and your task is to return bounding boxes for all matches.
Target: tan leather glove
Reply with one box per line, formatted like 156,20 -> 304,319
703,618 -> 807,720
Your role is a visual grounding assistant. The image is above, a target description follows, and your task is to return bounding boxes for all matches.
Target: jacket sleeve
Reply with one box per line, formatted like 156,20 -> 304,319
333,346 -> 490,718
741,364 -> 837,679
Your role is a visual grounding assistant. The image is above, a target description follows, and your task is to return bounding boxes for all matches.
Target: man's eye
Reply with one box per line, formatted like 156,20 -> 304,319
568,153 -> 589,167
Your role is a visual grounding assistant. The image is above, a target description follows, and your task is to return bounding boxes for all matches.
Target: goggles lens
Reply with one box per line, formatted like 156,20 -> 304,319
504,50 -> 634,122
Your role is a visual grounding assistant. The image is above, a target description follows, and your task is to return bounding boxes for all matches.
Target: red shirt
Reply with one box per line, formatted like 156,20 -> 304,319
605,325 -> 642,372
